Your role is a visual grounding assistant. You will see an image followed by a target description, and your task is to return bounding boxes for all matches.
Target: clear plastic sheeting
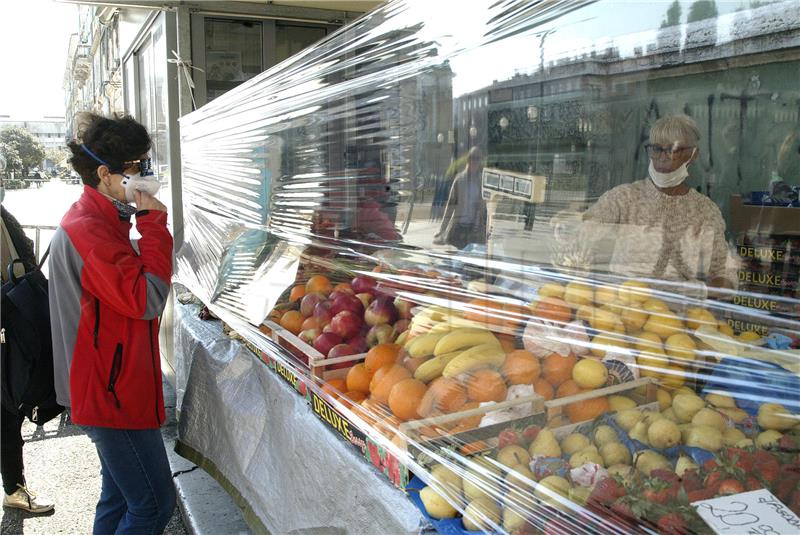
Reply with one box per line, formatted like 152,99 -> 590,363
176,0 -> 800,533
173,302 -> 425,535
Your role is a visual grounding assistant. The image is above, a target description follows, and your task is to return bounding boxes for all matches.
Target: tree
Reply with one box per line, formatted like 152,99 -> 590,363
0,127 -> 45,176
687,0 -> 718,22
45,147 -> 70,169
660,0 -> 682,28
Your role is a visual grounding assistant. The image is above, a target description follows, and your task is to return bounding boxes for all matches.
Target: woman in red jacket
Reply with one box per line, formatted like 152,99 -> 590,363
49,114 -> 175,534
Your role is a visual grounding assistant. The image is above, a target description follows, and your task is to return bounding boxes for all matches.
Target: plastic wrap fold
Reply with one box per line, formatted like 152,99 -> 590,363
175,0 -> 800,533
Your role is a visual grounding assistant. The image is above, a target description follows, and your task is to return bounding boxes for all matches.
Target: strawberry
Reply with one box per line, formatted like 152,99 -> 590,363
643,480 -> 678,504
651,469 -> 680,484
688,488 -> 717,502
791,488 -> 800,516
498,428 -> 522,449
745,476 -> 763,491
754,455 -> 780,485
590,477 -> 627,505
705,471 -> 724,494
779,434 -> 799,452
610,501 -> 636,522
718,479 -> 745,495
657,512 -> 688,535
774,477 -> 799,503
703,459 -> 719,472
680,469 -> 703,492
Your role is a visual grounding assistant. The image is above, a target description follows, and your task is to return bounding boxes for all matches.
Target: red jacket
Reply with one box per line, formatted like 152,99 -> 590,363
49,186 -> 173,429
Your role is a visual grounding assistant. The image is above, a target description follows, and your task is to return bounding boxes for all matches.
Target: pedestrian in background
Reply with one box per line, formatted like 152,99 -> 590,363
1,188 -> 56,514
48,113 -> 175,534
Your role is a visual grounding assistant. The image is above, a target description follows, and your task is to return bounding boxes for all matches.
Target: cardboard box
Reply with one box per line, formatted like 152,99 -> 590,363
730,195 -> 800,235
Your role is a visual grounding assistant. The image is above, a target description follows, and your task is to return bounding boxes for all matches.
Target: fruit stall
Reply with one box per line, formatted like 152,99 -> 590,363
171,1 -> 800,534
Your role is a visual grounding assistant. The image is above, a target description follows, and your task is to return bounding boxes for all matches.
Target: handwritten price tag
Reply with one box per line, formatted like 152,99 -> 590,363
692,489 -> 800,535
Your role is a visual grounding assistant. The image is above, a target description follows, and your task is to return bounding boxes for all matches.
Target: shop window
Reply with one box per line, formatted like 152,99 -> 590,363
204,18 -> 263,101
275,23 -> 327,65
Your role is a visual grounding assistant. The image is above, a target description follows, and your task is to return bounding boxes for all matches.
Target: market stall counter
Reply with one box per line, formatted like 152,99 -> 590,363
173,300 -> 425,535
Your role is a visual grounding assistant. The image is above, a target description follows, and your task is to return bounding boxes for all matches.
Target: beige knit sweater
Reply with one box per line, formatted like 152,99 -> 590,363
579,178 -> 733,284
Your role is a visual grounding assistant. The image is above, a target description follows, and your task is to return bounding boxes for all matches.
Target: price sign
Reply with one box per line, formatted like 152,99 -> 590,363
692,489 -> 800,535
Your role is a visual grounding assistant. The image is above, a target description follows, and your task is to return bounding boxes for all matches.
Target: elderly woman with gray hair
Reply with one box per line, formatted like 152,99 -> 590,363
577,114 -> 735,291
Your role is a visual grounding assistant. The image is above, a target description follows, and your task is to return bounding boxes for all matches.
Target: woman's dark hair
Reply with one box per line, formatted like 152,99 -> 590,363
67,113 -> 151,188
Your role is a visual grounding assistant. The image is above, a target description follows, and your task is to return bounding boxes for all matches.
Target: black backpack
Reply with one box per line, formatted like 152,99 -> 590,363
1,249 -> 64,424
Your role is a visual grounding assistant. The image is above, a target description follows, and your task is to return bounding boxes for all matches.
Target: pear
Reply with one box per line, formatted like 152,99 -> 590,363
640,410 -> 664,426
570,446 -> 604,468
615,409 -> 643,432
634,450 -> 671,475
503,507 -> 530,533
723,427 -> 746,447
692,408 -> 727,431
462,497 -> 501,532
534,475 -> 571,507
607,464 -> 633,480
758,403 -> 797,431
601,442 -> 632,466
496,445 -> 531,469
718,407 -> 749,424
529,428 -> 561,458
756,430 -> 783,448
561,433 -> 591,456
463,456 -> 501,503
648,419 -> 681,449
661,408 -> 679,422
420,486 -> 458,519
594,425 -> 619,447
504,464 -> 535,494
675,456 -> 699,477
672,394 -> 705,423
609,395 -> 637,412
629,421 -> 650,445
706,393 -> 737,409
657,388 -> 672,411
569,485 -> 593,506
686,425 -> 723,451
430,464 -> 462,502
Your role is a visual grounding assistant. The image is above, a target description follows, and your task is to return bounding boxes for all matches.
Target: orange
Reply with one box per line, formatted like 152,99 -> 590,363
533,378 -> 555,401
305,275 -> 332,295
542,353 -> 577,387
403,355 -> 432,375
501,350 -> 541,385
556,379 -> 584,399
333,282 -> 354,294
388,378 -> 428,421
460,440 -> 490,455
497,334 -> 519,354
451,401 -> 483,429
462,298 -> 530,331
289,285 -> 306,302
301,316 -> 320,331
280,310 -> 305,335
340,391 -> 367,409
346,363 -> 373,394
364,343 -> 402,373
418,377 -> 467,417
533,297 -> 573,324
466,369 -> 508,403
566,396 -> 611,423
322,378 -> 347,399
369,364 -> 411,405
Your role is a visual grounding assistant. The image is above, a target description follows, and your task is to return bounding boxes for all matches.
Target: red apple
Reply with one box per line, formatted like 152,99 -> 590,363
327,343 -> 355,360
330,293 -> 364,317
392,319 -> 411,335
348,335 -> 368,354
364,296 -> 398,327
313,332 -> 342,357
313,301 -> 333,326
329,310 -> 363,340
300,292 -> 326,317
366,324 -> 396,347
355,292 -> 373,309
299,328 -> 319,344
498,428 -> 522,449
351,275 -> 376,294
522,425 -> 541,443
393,297 -> 413,319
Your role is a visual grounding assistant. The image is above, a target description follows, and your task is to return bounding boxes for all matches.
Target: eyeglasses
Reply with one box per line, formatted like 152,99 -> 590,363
645,144 -> 695,158
122,158 -> 154,177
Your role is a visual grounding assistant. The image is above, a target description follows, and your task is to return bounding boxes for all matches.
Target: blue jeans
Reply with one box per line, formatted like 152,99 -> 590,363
82,426 -> 176,535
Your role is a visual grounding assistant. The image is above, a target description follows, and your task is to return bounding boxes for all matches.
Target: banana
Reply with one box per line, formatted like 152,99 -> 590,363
433,328 -> 499,356
413,350 -> 461,382
405,332 -> 447,358
442,343 -> 507,378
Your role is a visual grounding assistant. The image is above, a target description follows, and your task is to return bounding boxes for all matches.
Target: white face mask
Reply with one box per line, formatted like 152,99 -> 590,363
121,172 -> 160,203
648,148 -> 696,188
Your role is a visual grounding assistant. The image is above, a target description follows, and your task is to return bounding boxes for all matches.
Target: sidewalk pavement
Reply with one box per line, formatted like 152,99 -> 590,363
0,375 -> 252,535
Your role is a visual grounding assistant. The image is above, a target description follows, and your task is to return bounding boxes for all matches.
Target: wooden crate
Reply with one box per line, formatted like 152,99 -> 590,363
261,319 -> 366,379
544,377 -> 659,425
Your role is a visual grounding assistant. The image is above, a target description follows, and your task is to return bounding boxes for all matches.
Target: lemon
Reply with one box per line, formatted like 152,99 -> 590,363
564,281 -> 594,307
717,321 -> 734,337
685,307 -> 717,330
573,358 -> 609,388
664,333 -> 697,362
590,333 -> 630,358
538,282 -> 565,299
617,280 -> 651,304
738,330 -> 762,342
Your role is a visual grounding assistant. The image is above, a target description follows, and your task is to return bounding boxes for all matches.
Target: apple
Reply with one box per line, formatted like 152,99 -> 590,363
313,332 -> 342,357
355,292 -> 373,309
392,319 -> 411,335
522,425 -> 542,443
330,293 -> 364,317
328,343 -> 355,360
366,324 -> 396,347
300,292 -> 326,317
299,328 -> 319,344
394,297 -> 413,319
364,296 -> 398,327
351,275 -> 376,295
348,335 -> 368,354
313,301 -> 334,326
498,428 -> 522,449
329,310 -> 363,340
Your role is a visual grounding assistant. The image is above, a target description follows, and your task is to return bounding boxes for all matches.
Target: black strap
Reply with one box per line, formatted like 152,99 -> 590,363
37,245 -> 50,271
6,245 -> 50,285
